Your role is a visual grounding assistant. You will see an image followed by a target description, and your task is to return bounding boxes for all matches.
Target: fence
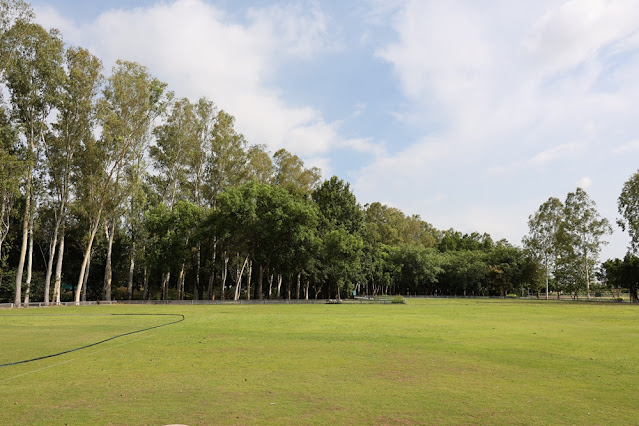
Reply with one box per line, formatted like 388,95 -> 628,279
1,295 -> 634,309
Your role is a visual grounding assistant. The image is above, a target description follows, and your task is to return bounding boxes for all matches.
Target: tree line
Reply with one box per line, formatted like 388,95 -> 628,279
1,1 -> 638,305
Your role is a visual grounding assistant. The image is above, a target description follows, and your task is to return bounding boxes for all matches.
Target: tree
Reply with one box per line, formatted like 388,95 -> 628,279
600,254 -> 639,303
273,148 -> 320,197
204,110 -> 249,206
522,197 -> 564,299
1,19 -> 64,306
618,170 -> 639,253
45,46 -> 102,304
312,176 -> 364,298
74,60 -> 167,303
561,188 -> 612,300
150,96 -> 197,207
0,99 -> 24,285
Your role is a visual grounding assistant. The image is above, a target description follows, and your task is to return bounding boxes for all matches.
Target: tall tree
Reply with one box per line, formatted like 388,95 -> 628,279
561,188 -> 612,300
74,60 -> 166,303
522,197 -> 564,299
151,96 -> 197,207
44,46 -> 102,304
273,148 -> 321,197
618,170 -> 639,253
1,20 -> 64,306
312,176 -> 364,298
0,100 -> 24,284
204,110 -> 248,206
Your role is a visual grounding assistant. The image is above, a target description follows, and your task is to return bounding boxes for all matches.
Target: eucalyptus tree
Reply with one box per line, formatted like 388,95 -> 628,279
246,144 -> 274,184
0,102 -> 23,286
208,183 -> 256,300
188,97 -> 216,299
43,46 -> 102,304
1,19 -> 64,306
74,60 -> 167,303
151,96 -> 198,207
561,188 -> 612,300
273,148 -> 321,197
202,109 -> 249,299
204,110 -> 249,205
522,197 -> 564,299
618,170 -> 639,253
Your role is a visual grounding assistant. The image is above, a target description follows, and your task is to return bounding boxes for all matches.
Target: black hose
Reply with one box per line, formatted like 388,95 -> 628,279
0,313 -> 185,368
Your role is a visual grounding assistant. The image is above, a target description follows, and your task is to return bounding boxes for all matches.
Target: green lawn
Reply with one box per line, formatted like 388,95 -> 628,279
0,299 -> 637,425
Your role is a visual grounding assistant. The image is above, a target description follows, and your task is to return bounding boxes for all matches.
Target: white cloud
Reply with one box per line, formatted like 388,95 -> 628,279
577,176 -> 593,189
489,143 -> 584,175
356,0 -> 639,256
614,140 -> 639,154
34,0 -> 351,160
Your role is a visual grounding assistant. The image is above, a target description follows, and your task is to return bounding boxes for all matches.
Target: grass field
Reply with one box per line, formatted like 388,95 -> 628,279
1,299 -> 638,425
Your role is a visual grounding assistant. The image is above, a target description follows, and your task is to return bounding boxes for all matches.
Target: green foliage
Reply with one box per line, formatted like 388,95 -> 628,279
618,169 -> 639,253
390,294 -> 406,304
600,254 -> 639,303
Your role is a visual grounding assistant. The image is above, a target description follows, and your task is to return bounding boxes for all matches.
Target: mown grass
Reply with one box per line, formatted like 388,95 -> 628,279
0,299 -> 637,425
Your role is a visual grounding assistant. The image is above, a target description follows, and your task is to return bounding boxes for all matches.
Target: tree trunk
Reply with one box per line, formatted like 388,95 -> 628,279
296,272 -> 301,299
52,227 -> 65,305
246,261 -> 252,300
142,261 -> 149,300
103,219 -> 116,301
23,217 -> 34,305
304,280 -> 309,300
161,271 -> 170,301
74,215 -> 102,303
257,264 -> 264,300
221,253 -> 229,301
177,262 -> 185,300
585,250 -> 590,301
82,249 -> 92,302
268,273 -> 273,298
195,243 -> 201,301
207,239 -> 217,300
234,254 -> 249,301
276,274 -> 282,299
14,171 -> 32,307
127,240 -> 136,300
43,220 -> 59,306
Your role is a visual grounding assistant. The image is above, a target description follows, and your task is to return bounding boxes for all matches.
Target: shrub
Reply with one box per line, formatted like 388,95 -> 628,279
391,295 -> 406,304
506,294 -> 518,299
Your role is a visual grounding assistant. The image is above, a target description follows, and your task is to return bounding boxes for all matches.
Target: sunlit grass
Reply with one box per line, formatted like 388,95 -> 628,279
1,299 -> 637,424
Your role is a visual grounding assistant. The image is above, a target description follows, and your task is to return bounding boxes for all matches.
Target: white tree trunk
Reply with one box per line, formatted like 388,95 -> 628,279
246,261 -> 252,300
221,252 -> 229,300
234,255 -> 249,301
103,219 -> 116,301
52,229 -> 65,305
276,274 -> 282,299
74,215 -> 102,303
23,218 -> 33,305
14,171 -> 32,307
127,240 -> 135,300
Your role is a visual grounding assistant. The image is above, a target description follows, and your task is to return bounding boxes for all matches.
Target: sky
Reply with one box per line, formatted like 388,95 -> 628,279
30,0 -> 639,261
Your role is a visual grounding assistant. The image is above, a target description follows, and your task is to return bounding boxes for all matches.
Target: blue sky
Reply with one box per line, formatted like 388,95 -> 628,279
31,0 -> 639,261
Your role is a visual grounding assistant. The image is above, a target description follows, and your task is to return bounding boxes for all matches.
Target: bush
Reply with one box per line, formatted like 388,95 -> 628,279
391,295 -> 406,304
595,291 -> 602,297
506,293 -> 518,299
